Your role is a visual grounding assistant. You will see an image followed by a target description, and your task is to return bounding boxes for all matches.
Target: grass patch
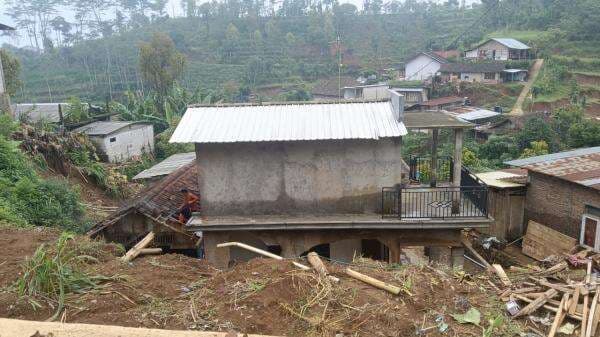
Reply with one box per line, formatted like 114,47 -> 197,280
487,29 -> 551,43
16,232 -> 113,320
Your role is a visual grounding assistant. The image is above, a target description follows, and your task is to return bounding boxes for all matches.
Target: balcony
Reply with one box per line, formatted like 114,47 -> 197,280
382,161 -> 489,220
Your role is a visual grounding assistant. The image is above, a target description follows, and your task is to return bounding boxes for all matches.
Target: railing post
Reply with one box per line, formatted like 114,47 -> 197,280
452,129 -> 464,214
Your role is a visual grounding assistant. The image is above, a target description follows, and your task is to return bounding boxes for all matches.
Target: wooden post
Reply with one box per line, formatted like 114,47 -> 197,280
548,293 -> 569,337
515,288 -> 558,317
451,128 -> 464,214
430,128 -> 438,187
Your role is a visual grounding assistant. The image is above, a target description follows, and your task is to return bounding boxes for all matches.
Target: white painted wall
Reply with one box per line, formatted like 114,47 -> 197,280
91,124 -> 154,163
405,54 -> 442,80
362,85 -> 391,100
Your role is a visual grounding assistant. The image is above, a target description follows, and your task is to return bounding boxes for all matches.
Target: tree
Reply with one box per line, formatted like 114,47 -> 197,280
0,50 -> 22,97
568,121 -> 600,148
520,140 -> 549,158
139,32 -> 186,96
516,117 -> 559,152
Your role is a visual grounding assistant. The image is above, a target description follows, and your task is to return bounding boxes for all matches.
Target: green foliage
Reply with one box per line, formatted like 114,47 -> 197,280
0,114 -> 19,139
478,135 -> 519,165
515,117 -> 559,152
17,232 -> 109,320
520,140 -> 549,158
0,49 -> 22,97
63,96 -> 89,124
139,32 -> 186,96
568,122 -> 600,148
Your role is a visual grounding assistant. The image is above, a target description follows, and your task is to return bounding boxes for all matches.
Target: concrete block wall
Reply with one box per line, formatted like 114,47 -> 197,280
195,138 -> 406,215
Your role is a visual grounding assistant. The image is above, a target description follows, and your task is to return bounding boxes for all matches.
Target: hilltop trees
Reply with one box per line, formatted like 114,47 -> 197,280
139,32 -> 186,96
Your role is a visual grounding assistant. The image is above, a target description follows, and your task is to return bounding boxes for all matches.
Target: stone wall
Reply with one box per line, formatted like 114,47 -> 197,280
195,138 -> 406,215
525,172 -> 600,238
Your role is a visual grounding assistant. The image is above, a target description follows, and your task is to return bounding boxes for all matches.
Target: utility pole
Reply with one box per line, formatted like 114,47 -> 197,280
0,23 -> 15,116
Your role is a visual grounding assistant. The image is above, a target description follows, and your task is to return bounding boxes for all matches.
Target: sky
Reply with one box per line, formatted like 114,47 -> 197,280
0,0 -> 481,47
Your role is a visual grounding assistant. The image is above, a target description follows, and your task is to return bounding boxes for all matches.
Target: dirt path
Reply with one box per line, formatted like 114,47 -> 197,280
510,58 -> 544,116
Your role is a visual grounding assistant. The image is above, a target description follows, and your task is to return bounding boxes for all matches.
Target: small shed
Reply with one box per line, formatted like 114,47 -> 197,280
342,84 -> 390,100
475,169 -> 527,241
74,121 -> 154,163
390,87 -> 429,105
465,38 -> 531,61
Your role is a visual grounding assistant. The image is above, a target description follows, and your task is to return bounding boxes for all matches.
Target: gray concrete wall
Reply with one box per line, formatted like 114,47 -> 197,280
195,138 -> 406,215
92,124 -> 154,163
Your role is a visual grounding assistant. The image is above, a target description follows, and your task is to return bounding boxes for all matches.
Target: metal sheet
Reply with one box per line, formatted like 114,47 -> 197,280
492,38 -> 530,50
133,152 -> 196,180
169,101 -> 408,144
73,121 -> 148,136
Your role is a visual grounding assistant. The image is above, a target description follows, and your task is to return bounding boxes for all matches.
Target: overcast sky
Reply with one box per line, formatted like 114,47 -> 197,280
0,0 -> 481,47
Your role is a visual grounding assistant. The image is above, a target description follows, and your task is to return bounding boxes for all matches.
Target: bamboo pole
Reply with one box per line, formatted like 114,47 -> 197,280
121,232 -> 155,263
345,268 -> 402,295
307,252 -> 329,278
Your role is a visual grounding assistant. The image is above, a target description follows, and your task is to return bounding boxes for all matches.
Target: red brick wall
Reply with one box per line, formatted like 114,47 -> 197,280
525,172 -> 600,239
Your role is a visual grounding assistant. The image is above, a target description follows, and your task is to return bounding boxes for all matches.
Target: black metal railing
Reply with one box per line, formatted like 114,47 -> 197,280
408,155 -> 453,185
382,165 -> 489,219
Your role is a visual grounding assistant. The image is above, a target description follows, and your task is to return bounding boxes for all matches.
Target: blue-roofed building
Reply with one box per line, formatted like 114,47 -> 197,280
465,38 -> 531,61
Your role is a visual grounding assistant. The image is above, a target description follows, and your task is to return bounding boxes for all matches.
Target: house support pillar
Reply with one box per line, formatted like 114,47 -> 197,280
203,232 -> 230,269
452,128 -> 464,214
430,128 -> 439,187
427,245 -> 464,269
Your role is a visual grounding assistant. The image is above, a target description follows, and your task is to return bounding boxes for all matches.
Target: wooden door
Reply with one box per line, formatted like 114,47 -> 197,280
583,217 -> 599,248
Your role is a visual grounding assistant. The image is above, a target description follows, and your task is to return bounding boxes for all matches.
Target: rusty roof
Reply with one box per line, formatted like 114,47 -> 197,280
88,163 -> 199,236
505,147 -> 600,190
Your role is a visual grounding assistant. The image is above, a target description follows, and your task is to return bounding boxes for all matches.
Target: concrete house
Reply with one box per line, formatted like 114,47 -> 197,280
465,38 -> 531,61
404,52 -> 448,81
439,62 -> 506,84
74,121 -> 154,163
390,87 -> 429,106
342,84 -> 390,100
506,147 -> 600,249
170,93 -> 491,268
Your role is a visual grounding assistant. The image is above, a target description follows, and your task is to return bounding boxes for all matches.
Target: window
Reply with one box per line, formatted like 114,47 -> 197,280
484,72 -> 496,80
109,137 -> 116,143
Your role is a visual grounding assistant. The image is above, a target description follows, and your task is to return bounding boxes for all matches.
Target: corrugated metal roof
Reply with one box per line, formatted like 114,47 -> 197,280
491,38 -> 530,50
392,88 -> 426,92
403,111 -> 473,129
12,103 -> 68,123
133,152 -> 196,180
503,69 -> 528,73
505,147 -> 600,190
456,108 -> 500,122
169,101 -> 408,144
74,121 -> 149,136
475,170 -> 526,189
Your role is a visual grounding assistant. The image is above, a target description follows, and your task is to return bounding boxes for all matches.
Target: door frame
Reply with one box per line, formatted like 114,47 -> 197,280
580,213 -> 600,250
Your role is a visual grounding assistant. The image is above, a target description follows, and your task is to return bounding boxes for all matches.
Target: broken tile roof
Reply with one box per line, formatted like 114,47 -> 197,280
88,163 -> 199,237
505,146 -> 600,191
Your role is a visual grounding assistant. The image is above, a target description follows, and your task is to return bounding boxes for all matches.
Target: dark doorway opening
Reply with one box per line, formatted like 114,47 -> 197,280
361,239 -> 389,262
301,243 -> 331,259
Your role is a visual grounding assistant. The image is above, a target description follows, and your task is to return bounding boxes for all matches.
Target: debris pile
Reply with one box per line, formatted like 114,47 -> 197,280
492,248 -> 600,337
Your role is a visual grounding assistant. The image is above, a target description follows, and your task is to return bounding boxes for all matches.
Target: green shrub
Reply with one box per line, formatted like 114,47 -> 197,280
0,114 -> 18,138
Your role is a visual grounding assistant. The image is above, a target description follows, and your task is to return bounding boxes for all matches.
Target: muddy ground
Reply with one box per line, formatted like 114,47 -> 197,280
0,226 -> 523,336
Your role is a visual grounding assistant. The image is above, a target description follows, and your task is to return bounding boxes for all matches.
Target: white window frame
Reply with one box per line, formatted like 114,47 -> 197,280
580,213 -> 600,251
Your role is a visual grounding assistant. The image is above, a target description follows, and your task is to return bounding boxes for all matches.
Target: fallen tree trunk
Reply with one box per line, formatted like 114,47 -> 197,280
121,232 -> 155,263
0,318 -> 279,337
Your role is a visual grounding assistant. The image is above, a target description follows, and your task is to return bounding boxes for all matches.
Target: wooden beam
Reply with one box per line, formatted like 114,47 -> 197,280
513,294 -> 582,321
492,264 -> 512,287
515,288 -> 558,317
121,232 -> 155,263
139,248 -> 163,255
548,293 -> 569,337
461,237 -> 492,270
585,287 -> 599,337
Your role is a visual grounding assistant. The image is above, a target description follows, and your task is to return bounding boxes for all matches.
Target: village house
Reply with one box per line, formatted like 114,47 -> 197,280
342,83 -> 390,100
89,163 -> 199,253
505,147 -> 600,249
390,87 -> 429,106
404,52 -> 448,81
439,62 -> 506,84
464,38 -> 531,61
169,93 -> 491,268
74,121 -> 154,163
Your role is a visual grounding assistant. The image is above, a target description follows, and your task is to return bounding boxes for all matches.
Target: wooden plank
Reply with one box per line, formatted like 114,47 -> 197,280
522,221 -> 577,261
515,288 -> 558,317
581,294 -> 590,337
514,294 -> 582,321
139,248 -> 163,255
0,318 -> 280,337
570,286 -> 582,315
591,287 -> 600,336
586,289 -> 599,337
461,237 -> 492,269
121,232 -> 155,263
548,293 -> 569,337
492,264 -> 512,287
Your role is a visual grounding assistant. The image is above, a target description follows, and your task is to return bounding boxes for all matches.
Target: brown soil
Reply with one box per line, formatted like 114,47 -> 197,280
575,73 -> 600,87
0,226 -> 520,336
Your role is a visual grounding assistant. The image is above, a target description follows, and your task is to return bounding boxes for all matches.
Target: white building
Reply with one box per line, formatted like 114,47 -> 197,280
465,38 -> 531,61
390,87 -> 429,106
74,121 -> 154,163
404,52 -> 448,81
342,84 -> 390,100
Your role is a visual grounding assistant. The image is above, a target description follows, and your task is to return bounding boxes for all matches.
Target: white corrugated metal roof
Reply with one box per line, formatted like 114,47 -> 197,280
457,108 -> 500,122
133,152 -> 196,180
491,38 -> 530,50
12,103 -> 69,123
169,102 -> 408,144
475,171 -> 525,189
74,121 -> 149,136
